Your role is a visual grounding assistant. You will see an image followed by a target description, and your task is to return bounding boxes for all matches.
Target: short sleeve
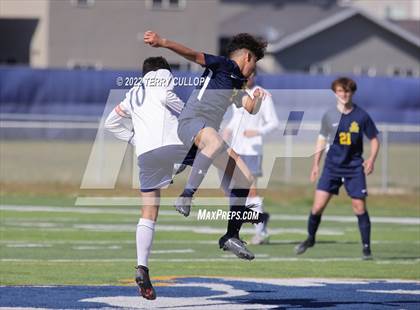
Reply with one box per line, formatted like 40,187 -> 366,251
152,69 -> 184,115
203,53 -> 228,71
319,112 -> 329,139
155,69 -> 174,90
119,88 -> 135,116
363,114 -> 379,139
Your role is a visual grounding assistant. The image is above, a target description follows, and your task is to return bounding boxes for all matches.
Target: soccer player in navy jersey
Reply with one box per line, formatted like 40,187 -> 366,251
295,77 -> 380,260
144,31 -> 267,260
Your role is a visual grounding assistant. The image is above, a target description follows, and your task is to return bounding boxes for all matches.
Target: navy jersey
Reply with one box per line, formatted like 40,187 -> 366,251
320,104 -> 378,169
178,53 -> 247,129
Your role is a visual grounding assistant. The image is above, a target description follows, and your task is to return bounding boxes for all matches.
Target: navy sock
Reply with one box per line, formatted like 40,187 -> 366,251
182,152 -> 213,197
220,156 -> 236,196
357,212 -> 371,247
217,153 -> 249,238
226,205 -> 244,238
229,188 -> 250,208
308,212 -> 322,240
225,188 -> 250,238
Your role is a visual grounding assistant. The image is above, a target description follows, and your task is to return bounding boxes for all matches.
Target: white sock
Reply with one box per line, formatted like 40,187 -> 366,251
246,196 -> 263,208
246,196 -> 267,235
136,218 -> 155,268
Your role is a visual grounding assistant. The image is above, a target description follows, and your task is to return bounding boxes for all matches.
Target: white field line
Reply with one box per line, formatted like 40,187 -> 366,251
1,257 -> 419,264
358,289 -> 420,295
151,249 -> 195,254
6,244 -> 52,248
0,223 -> 344,236
0,240 -> 217,245
75,197 -> 233,206
72,245 -> 122,250
1,205 -> 419,225
1,240 -> 419,246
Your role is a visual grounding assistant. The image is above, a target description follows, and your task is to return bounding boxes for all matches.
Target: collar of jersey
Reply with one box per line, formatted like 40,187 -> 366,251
230,59 -> 246,82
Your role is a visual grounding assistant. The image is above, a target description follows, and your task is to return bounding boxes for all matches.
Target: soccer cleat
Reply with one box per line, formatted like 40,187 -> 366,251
362,245 -> 373,260
294,237 -> 315,255
250,233 -> 270,245
135,265 -> 156,300
219,235 -> 255,260
174,195 -> 192,217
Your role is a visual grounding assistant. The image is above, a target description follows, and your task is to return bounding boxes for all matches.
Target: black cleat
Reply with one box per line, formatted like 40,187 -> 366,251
295,237 -> 315,255
362,245 -> 373,260
174,195 -> 192,217
135,265 -> 156,300
219,235 -> 255,260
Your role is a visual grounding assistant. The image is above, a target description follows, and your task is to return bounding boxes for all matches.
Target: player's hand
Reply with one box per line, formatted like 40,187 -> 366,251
243,129 -> 259,138
144,31 -> 165,47
310,165 -> 319,183
253,88 -> 267,101
363,158 -> 374,175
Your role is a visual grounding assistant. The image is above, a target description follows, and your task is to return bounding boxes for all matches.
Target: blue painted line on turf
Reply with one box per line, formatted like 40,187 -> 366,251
0,277 -> 419,309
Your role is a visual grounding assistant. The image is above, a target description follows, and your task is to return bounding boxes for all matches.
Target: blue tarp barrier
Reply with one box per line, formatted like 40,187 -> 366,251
1,66 -> 419,124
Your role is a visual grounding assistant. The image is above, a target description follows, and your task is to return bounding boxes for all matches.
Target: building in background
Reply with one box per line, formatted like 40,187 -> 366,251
220,0 -> 420,77
1,0 -> 419,77
347,0 -> 420,20
0,0 -> 218,70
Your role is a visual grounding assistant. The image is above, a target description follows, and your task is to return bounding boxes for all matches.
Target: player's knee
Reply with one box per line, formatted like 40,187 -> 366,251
311,205 -> 325,215
205,138 -> 225,157
351,202 -> 366,215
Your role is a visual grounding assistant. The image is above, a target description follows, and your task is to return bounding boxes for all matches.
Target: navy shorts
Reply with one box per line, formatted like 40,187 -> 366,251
239,155 -> 263,177
138,144 -> 197,192
317,165 -> 367,199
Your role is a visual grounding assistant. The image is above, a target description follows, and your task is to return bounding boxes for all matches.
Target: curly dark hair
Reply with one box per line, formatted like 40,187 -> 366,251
226,33 -> 267,61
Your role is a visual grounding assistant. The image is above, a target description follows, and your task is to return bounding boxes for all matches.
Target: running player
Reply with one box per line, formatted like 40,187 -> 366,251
295,77 -> 380,260
144,31 -> 268,259
223,72 -> 279,245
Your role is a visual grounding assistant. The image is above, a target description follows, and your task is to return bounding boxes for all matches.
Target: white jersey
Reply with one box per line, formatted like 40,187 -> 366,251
226,86 -> 279,156
105,69 -> 184,157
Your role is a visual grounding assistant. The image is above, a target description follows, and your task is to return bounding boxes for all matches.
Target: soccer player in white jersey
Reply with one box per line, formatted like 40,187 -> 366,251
223,73 -> 279,244
105,57 -> 190,300
104,57 -> 266,300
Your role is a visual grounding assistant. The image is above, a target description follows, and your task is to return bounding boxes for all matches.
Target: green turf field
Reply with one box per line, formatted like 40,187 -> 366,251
1,193 -> 419,285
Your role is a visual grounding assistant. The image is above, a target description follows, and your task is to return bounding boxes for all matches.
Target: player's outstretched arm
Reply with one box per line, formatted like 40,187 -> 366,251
144,31 -> 205,65
363,136 -> 380,175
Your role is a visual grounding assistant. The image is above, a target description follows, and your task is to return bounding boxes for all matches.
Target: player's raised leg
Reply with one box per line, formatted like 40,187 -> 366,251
295,190 -> 332,255
135,190 -> 159,300
174,127 -> 224,216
